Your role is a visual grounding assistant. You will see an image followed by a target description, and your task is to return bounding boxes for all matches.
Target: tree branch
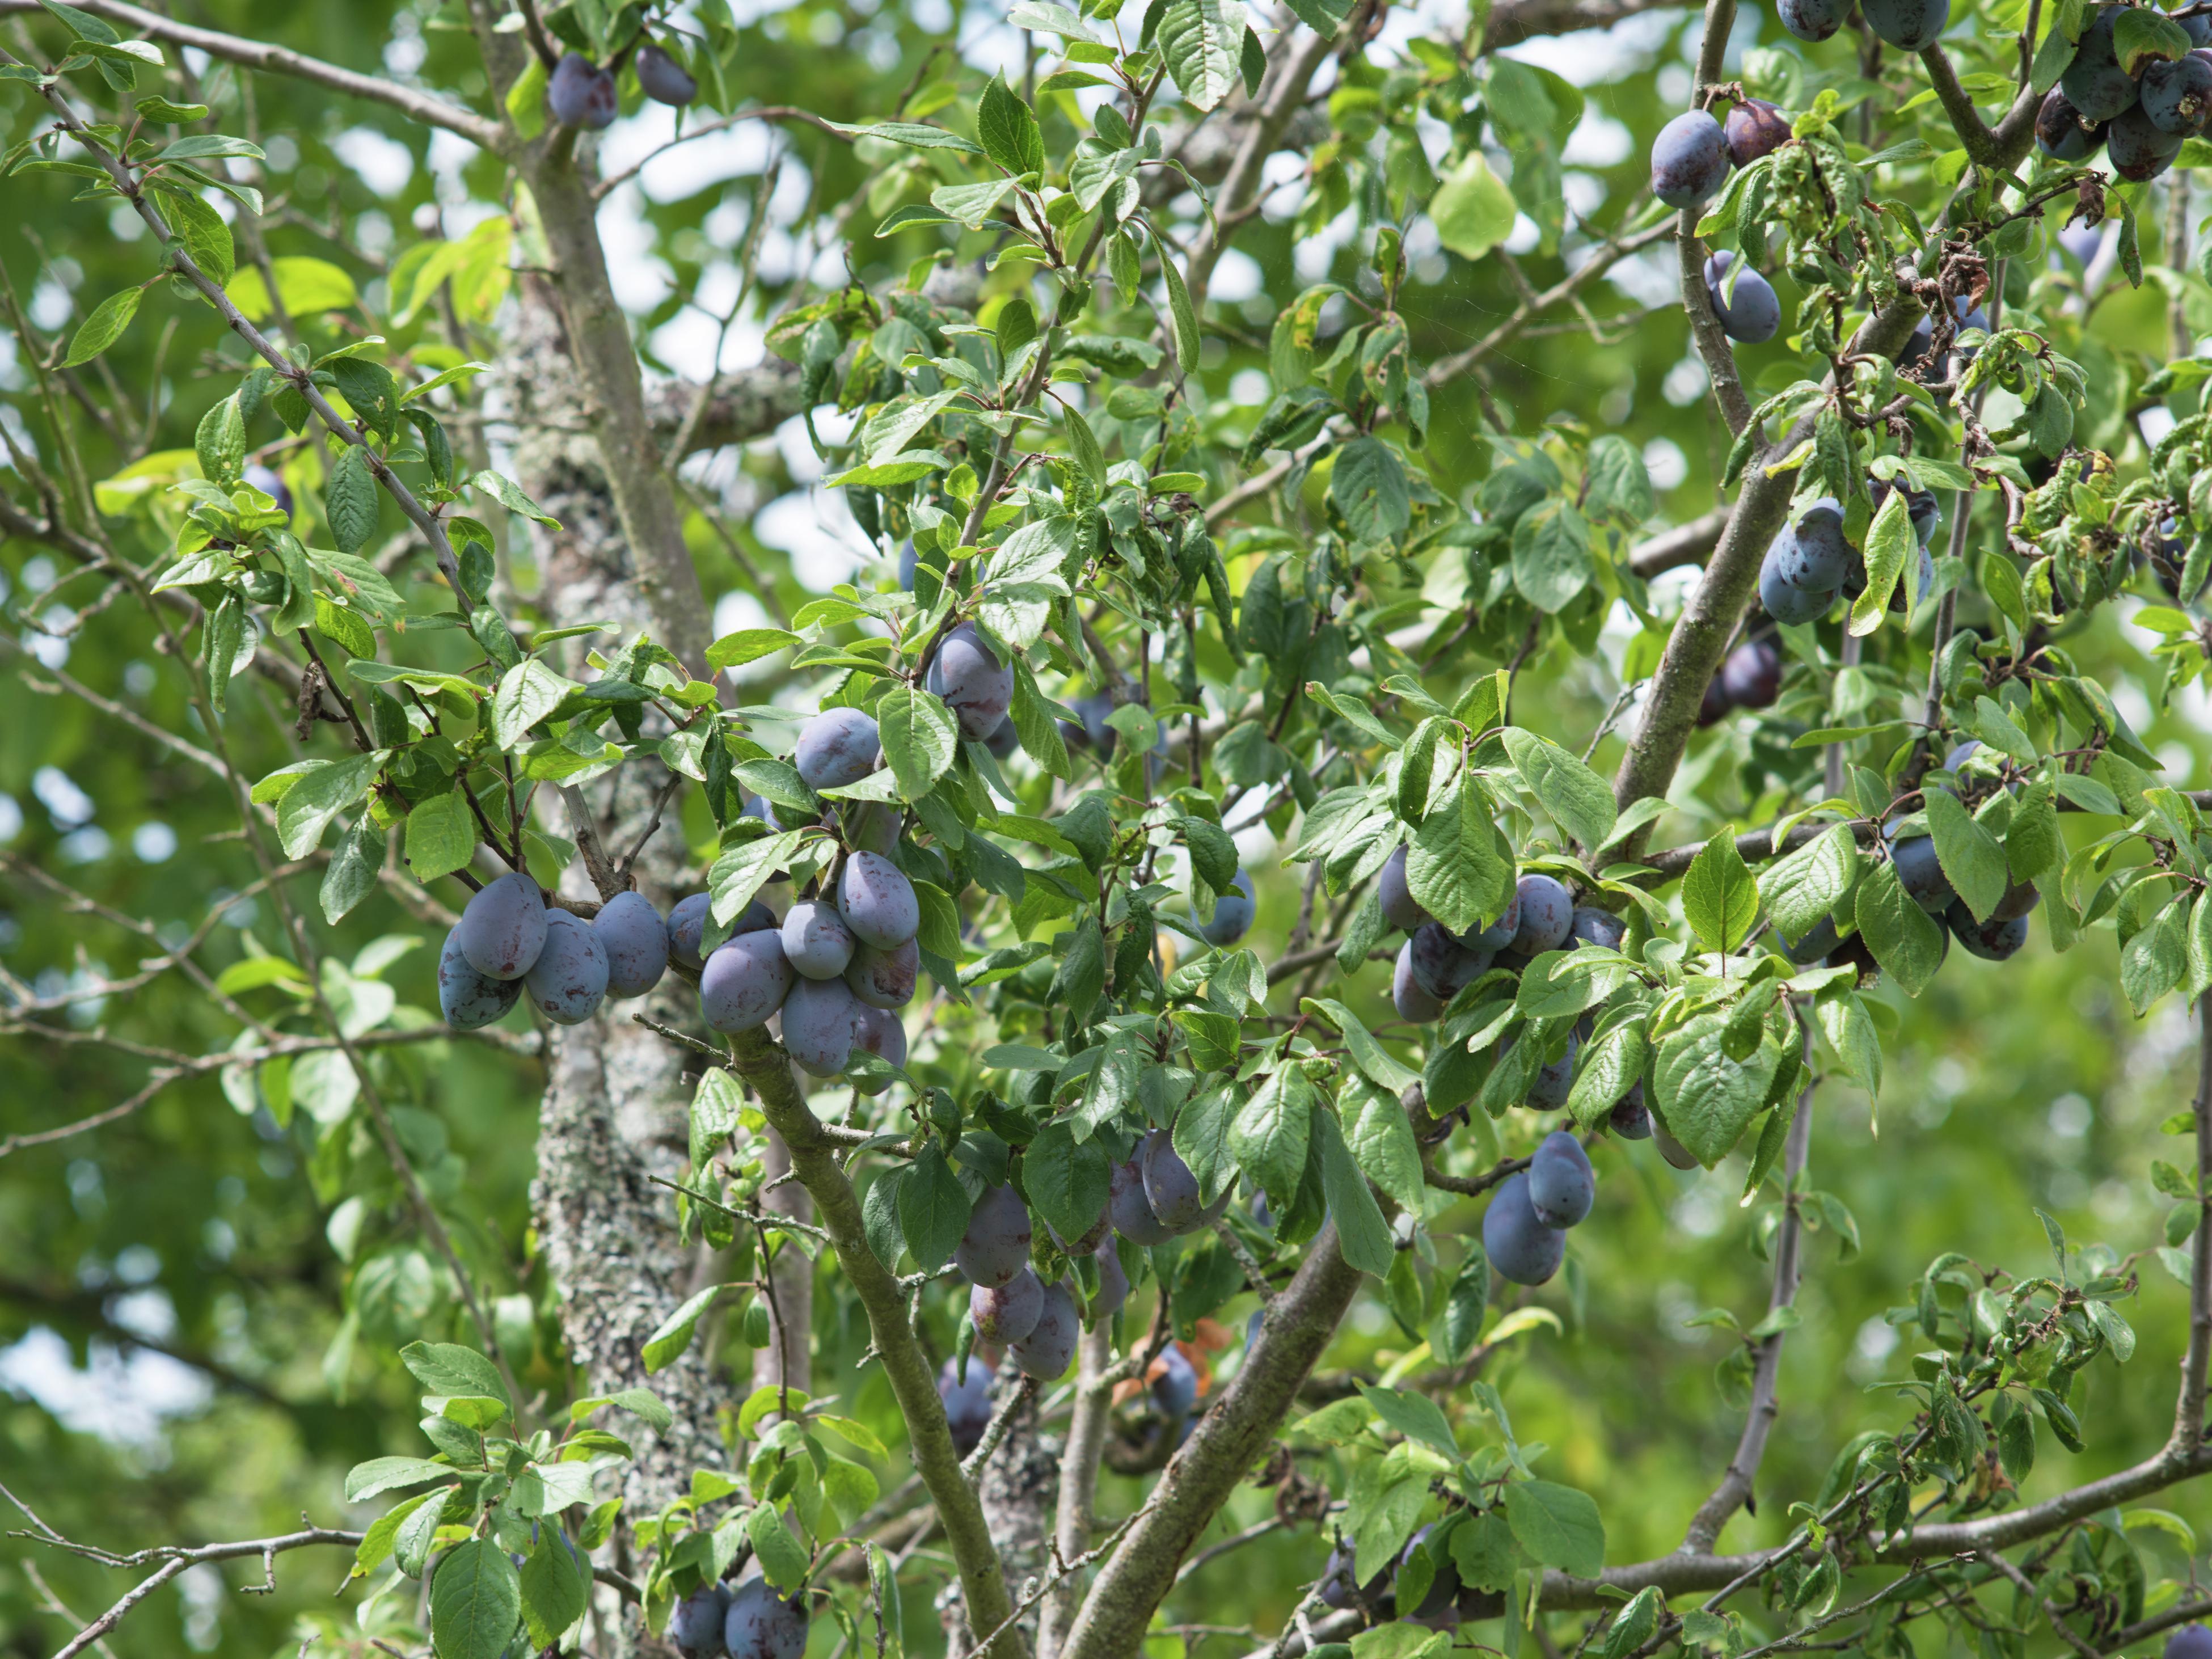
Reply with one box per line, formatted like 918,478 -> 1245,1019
1039,1324 -> 1116,1659
1629,507 -> 1732,579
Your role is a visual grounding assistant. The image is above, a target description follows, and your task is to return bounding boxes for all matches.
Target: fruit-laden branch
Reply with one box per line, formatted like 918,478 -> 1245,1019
0,0 -> 503,147
1674,0 -> 1755,438
717,1025 -> 1024,1659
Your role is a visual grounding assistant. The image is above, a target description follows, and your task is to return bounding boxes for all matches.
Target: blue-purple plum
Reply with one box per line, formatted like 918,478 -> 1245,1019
983,715 -> 1021,759
1861,0 -> 1948,49
456,871 -> 548,981
780,899 -> 854,980
1778,913 -> 1840,964
699,931 -> 793,1033
2037,87 -> 2106,158
780,976 -> 857,1076
1725,98 -> 1793,164
1993,879 -> 2042,923
971,1267 -> 1044,1343
1650,110 -> 1730,209
673,1584 -> 731,1658
1886,827 -> 1957,913
897,540 -> 919,589
837,850 -> 919,950
1653,1115 -> 1702,1170
1872,479 -> 1941,546
1779,499 -> 1851,589
593,890 -> 669,999
1461,888 -> 1521,953
939,1357 -> 993,1454
741,793 -> 781,830
243,462 -> 292,517
1610,1082 -> 1652,1139
1044,1191 -> 1112,1256
2162,1626 -> 2212,1659
1392,941 -> 1445,1022
548,52 -> 617,128
845,800 -> 902,855
846,935 -> 919,1010
670,893 -> 774,971
526,909 -> 609,1024
1410,922 -> 1491,1002
1011,1278 -> 1079,1379
1378,845 -> 1431,932
1521,1029 -> 1578,1110
1483,1172 -> 1567,1285
722,1576 -> 806,1659
1399,1527 -> 1461,1630
1151,1344 -> 1198,1416
1759,549 -> 1837,625
795,707 -> 881,791
1319,1542 -> 1394,1614
1511,874 -> 1574,955
2063,7 -> 2140,121
1111,1158 -> 1177,1245
850,1001 -> 907,1069
438,928 -> 522,1028
1721,638 -> 1782,709
1703,251 -> 1781,344
1570,906 -> 1627,951
1529,1131 -> 1595,1227
1778,0 -> 1847,37
1091,1238 -> 1129,1315
2109,102 -> 2185,178
634,42 -> 698,106
1140,1129 -> 1213,1231
1198,871 -> 1256,947
956,1183 -> 1033,1288
927,623 -> 1015,740
1948,902 -> 2030,960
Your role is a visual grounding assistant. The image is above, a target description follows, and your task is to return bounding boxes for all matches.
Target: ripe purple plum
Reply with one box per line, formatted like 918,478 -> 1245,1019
795,707 -> 881,791
1320,1542 -> 1394,1614
1198,871 -> 1256,947
1410,922 -> 1492,1002
2109,102 -> 2186,178
721,1575 -> 806,1659
1511,874 -> 1574,955
1461,888 -> 1521,953
1886,827 -> 1957,913
1610,1082 -> 1653,1139
1778,0 -> 1847,37
2036,86 -> 2107,158
971,1267 -> 1045,1344
1110,1158 -> 1177,1245
700,932 -> 793,1033
1151,1344 -> 1198,1416
2062,7 -> 2141,122
1091,1237 -> 1129,1315
1010,1278 -> 1079,1379
243,462 -> 293,517
1649,109 -> 1730,209
548,53 -> 618,129
1392,941 -> 1445,1022
672,1583 -> 731,1658
1861,0 -> 1948,49
593,890 -> 669,999
850,1003 -> 908,1078
1378,845 -> 1431,932
634,42 -> 698,107
780,976 -> 858,1076
2163,1626 -> 2212,1659
438,928 -> 522,1029
669,893 -> 774,971
837,850 -> 919,950
1483,1171 -> 1567,1285
456,871 -> 548,981
1139,1129 -> 1217,1231
1703,251 -> 1780,344
927,623 -> 1015,740
1519,1028 -> 1578,1111
956,1183 -> 1034,1288
1724,97 -> 1792,163
1528,1131 -> 1595,1227
1721,638 -> 1782,709
846,935 -> 919,1010
844,800 -> 902,855
1948,901 -> 2031,960
939,1356 -> 993,1454
525,908 -> 610,1025
1778,914 -> 1840,965
1569,906 -> 1627,951
1759,544 -> 1837,625
780,900 -> 855,980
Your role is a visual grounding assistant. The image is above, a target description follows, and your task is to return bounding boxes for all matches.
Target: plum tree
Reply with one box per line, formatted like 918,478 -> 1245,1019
634,42 -> 698,106
971,1267 -> 1045,1343
699,933 -> 794,1034
1860,0 -> 1949,50
956,1182 -> 1034,1287
779,977 -> 857,1077
525,909 -> 610,1025
793,707 -> 881,791
835,851 -> 919,951
1196,870 -> 1255,946
723,1576 -> 807,1659
438,930 -> 523,1030
547,52 -> 618,128
779,900 -> 855,980
1649,110 -> 1730,208
593,890 -> 670,1000
1483,1172 -> 1567,1285
673,1583 -> 732,1658
845,936 -> 919,1009
1528,1132 -> 1595,1227
455,871 -> 548,981
926,623 -> 1015,739
1010,1278 -> 1078,1379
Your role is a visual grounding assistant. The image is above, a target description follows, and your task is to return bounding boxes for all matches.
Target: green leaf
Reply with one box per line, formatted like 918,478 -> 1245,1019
642,1283 -> 725,1373
1338,1071 -> 1425,1211
1430,1249 -> 1489,1365
62,286 -> 142,367
1502,1480 -> 1605,1579
1814,985 -> 1882,1097
1309,998 -> 1422,1095
1855,859 -> 1946,996
2115,6 -> 2191,73
1563,1019 -> 1647,1131
1849,488 -> 1915,635
877,685 -> 959,800
1358,1384 -> 1459,1458
1155,0 -> 1247,110
1430,151 -> 1518,260
1331,436 -> 1412,543
2123,904 -> 2187,1016
467,468 -> 560,525
430,1539 -> 522,1659
1024,1118 -> 1111,1247
1682,825 -> 1761,954
404,790 -> 476,883
277,753 -> 385,859
823,119 -> 987,155
195,393 -> 246,488
518,1527 -> 586,1649
1603,1588 -> 1664,1659
1512,499 -> 1594,612
1150,221 -> 1201,374
324,445 -> 379,555
1501,727 -> 1615,850
1316,1102 -> 1395,1277
748,1504 -> 811,1589
320,819 -> 384,925
976,74 -> 1045,176
1763,824 -> 1859,942
492,657 -> 579,750
898,1145 -> 971,1272
1653,1011 -> 1781,1167
1923,788 -> 2007,923
344,1455 -> 455,1502
400,1342 -> 510,1411
1407,769 -> 1513,934
1230,1066 -> 1316,1208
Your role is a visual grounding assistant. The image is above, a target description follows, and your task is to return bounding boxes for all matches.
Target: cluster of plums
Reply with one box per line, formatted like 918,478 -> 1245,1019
1318,1524 -> 1483,1631
670,1572 -> 806,1659
1649,95 -> 1791,212
1757,484 -> 1941,628
2036,6 -> 2212,181
547,37 -> 697,130
437,871 -> 672,1029
1780,740 -> 2039,969
1484,1134 -> 1595,1286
